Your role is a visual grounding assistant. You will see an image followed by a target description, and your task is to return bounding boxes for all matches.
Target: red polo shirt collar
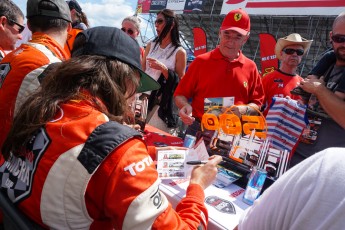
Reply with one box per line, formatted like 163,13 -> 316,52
210,46 -> 246,64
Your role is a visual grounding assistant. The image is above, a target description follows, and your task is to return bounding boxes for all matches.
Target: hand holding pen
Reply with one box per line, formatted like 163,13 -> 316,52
189,155 -> 222,190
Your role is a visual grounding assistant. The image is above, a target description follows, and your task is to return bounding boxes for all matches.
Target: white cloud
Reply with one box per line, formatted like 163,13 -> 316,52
13,0 -> 155,45
80,0 -> 135,27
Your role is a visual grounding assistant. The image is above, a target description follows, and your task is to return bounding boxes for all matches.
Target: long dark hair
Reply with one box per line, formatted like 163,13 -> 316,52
2,56 -> 139,159
153,9 -> 181,58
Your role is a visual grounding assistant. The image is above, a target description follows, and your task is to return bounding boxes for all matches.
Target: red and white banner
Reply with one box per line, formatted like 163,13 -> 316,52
193,27 -> 207,56
221,0 -> 345,15
259,33 -> 278,76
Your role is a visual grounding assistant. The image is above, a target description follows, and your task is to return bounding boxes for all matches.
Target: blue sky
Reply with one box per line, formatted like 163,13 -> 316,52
14,0 -> 137,27
13,0 -> 155,43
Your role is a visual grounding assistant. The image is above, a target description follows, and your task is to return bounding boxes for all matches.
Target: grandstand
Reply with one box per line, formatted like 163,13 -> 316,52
137,0 -> 342,76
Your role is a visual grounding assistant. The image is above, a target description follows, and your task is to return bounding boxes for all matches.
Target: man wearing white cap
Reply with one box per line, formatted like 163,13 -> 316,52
174,8 -> 264,137
262,33 -> 312,116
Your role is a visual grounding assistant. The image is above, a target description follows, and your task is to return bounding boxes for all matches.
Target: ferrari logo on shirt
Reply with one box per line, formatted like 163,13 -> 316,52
234,13 -> 242,21
243,81 -> 248,88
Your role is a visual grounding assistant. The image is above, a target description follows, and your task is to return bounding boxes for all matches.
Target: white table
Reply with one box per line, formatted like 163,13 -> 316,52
160,179 -> 250,230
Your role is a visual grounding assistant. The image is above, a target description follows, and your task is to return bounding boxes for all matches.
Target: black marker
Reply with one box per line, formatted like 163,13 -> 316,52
186,160 -> 208,165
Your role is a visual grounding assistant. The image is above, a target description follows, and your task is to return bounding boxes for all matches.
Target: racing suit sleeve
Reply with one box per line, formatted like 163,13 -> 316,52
97,138 -> 208,229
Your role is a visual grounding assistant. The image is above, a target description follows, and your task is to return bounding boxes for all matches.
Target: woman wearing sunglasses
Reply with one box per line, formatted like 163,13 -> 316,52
121,16 -> 145,59
143,9 -> 187,133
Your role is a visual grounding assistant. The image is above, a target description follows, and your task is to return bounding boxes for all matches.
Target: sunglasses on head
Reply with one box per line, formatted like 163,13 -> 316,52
121,28 -> 134,35
7,18 -> 25,33
283,48 -> 304,56
331,34 -> 345,43
154,19 -> 164,25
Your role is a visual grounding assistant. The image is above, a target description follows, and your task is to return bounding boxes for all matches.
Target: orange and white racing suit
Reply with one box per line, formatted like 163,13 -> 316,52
0,32 -> 69,150
0,98 -> 208,229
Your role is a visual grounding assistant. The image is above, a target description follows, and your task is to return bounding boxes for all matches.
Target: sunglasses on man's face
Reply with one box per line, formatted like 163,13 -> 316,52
283,48 -> 304,56
154,19 -> 164,25
331,34 -> 345,43
7,18 -> 25,33
121,28 -> 134,36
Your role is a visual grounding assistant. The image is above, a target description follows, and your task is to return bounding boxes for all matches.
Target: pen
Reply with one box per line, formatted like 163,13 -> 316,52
186,160 -> 208,165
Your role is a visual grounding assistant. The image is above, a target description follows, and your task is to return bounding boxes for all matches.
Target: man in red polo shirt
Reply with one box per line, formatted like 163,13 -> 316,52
174,8 -> 264,136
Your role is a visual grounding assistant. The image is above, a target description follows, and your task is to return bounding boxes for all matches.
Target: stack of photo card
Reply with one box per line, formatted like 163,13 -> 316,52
156,138 -> 210,179
256,139 -> 290,179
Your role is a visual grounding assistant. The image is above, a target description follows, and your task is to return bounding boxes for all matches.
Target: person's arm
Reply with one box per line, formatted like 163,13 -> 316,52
309,50 -> 336,76
300,78 -> 345,129
243,67 -> 264,115
142,42 -> 151,71
101,139 -> 221,229
174,48 -> 187,79
175,95 -> 195,125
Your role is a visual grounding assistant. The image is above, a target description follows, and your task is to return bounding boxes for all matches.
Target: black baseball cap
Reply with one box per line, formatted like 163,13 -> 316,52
66,0 -> 82,13
27,0 -> 72,22
72,27 -> 160,93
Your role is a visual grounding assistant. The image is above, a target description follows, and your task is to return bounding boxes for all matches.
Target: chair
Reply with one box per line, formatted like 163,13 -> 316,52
0,192 -> 43,230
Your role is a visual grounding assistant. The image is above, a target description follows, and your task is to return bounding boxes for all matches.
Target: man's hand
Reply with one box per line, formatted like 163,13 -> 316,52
179,104 -> 195,125
299,77 -> 326,95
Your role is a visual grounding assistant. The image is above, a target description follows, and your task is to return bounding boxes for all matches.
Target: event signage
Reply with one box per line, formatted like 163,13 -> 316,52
259,33 -> 278,76
137,0 -> 206,13
221,0 -> 345,15
137,0 -> 345,15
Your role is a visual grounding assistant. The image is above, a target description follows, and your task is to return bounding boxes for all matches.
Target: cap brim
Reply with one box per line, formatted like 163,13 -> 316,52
137,70 -> 160,93
220,27 -> 249,36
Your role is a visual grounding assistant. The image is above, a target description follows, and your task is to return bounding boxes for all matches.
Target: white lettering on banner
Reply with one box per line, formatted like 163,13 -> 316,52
195,45 -> 206,51
152,1 -> 166,5
124,157 -> 154,176
261,55 -> 276,61
220,0 -> 345,15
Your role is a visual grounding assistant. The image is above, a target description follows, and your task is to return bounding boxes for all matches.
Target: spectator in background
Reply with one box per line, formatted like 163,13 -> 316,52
262,33 -> 312,116
0,0 -> 24,60
307,49 -> 345,100
143,9 -> 187,133
236,148 -> 345,230
290,12 -> 345,167
121,15 -> 145,59
67,0 -> 89,29
15,24 -> 32,48
174,8 -> 264,137
0,26 -> 222,229
64,0 -> 90,56
0,0 -> 71,152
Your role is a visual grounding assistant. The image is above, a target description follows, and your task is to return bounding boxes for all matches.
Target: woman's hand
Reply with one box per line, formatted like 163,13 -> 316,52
147,57 -> 168,79
189,155 -> 223,190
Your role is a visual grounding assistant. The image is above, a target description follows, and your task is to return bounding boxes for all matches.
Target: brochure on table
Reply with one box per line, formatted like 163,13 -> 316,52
157,139 -> 243,188
161,178 -> 250,230
156,139 -> 209,179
